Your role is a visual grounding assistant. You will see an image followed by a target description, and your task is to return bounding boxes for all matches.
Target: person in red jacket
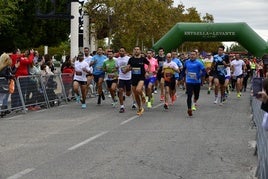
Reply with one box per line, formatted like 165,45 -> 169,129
11,49 -> 34,109
61,55 -> 74,101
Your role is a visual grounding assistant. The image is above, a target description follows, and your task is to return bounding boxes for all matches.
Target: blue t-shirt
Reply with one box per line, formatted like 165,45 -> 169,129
172,58 -> 183,78
92,54 -> 107,75
184,59 -> 205,84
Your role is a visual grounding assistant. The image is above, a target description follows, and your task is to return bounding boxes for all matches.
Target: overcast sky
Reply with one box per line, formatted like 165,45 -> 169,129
173,0 -> 268,41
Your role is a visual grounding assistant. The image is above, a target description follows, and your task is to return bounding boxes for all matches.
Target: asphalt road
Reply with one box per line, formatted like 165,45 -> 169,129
0,88 -> 257,179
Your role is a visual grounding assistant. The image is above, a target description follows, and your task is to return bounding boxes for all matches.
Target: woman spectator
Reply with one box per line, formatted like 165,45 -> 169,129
61,55 -> 74,101
11,49 -> 34,109
258,78 -> 268,130
0,53 -> 19,117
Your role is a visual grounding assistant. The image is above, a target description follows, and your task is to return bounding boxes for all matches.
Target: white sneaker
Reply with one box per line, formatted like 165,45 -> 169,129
214,97 -> 218,104
154,90 -> 158,94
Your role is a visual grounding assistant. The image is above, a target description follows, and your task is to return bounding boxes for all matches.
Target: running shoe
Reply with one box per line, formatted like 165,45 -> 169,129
154,90 -> 158,94
160,95 -> 164,101
137,107 -> 144,115
237,93 -> 241,98
112,100 -> 117,107
97,95 -> 101,105
81,103 -> 87,109
214,97 -> 218,104
119,107 -> 125,113
147,101 -> 152,108
164,103 -> 168,110
145,96 -> 149,103
132,103 -> 137,109
75,95 -> 81,103
151,95 -> 154,105
192,105 -> 197,111
187,109 -> 193,116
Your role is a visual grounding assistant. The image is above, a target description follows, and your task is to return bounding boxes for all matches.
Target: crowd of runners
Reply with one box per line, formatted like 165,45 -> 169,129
70,45 -> 260,117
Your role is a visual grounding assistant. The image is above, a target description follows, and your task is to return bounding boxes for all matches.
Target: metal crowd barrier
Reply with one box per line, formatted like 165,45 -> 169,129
0,74 -> 68,115
251,97 -> 268,179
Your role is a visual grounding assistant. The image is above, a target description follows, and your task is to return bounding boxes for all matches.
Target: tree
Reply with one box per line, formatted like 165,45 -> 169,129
0,0 -> 70,53
229,43 -> 247,52
83,1 -> 221,53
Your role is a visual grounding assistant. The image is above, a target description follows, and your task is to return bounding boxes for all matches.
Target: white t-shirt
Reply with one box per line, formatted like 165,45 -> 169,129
116,55 -> 131,80
225,67 -> 231,77
84,55 -> 92,65
73,60 -> 93,82
231,59 -> 245,76
162,61 -> 179,72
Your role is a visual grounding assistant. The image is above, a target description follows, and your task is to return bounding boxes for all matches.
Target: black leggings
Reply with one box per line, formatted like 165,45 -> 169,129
186,83 -> 201,109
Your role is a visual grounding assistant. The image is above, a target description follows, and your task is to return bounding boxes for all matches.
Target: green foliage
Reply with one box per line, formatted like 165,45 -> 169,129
35,41 -> 70,61
0,0 -> 222,55
0,0 -> 70,53
84,0 -> 219,53
229,43 -> 247,52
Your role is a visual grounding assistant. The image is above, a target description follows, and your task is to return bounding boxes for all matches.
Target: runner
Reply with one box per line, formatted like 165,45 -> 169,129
125,46 -> 150,116
162,53 -> 179,109
171,51 -> 183,104
73,52 -> 93,109
144,49 -> 158,108
155,47 -> 166,100
90,47 -> 107,105
223,55 -> 232,101
203,53 -> 214,94
103,50 -> 118,107
83,47 -> 94,97
231,53 -> 246,98
184,50 -> 206,116
116,47 -> 131,113
211,46 -> 229,105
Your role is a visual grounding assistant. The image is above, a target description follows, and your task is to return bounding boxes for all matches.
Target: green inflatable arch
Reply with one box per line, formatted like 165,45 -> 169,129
152,22 -> 268,57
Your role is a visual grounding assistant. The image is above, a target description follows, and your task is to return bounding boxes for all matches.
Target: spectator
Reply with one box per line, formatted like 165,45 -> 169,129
61,55 -> 74,101
258,78 -> 268,130
11,49 -> 34,109
0,53 -> 19,117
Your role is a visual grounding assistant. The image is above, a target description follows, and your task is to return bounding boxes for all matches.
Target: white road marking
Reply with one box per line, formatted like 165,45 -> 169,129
120,116 -> 138,125
120,102 -> 163,125
7,168 -> 35,179
68,131 -> 109,151
152,103 -> 163,109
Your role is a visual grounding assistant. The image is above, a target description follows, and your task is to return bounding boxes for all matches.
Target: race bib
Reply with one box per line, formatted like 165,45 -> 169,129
164,72 -> 172,82
96,66 -> 103,70
188,72 -> 197,79
120,66 -> 126,72
75,71 -> 82,76
159,61 -> 164,67
107,73 -> 115,79
132,67 -> 141,75
217,65 -> 224,71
